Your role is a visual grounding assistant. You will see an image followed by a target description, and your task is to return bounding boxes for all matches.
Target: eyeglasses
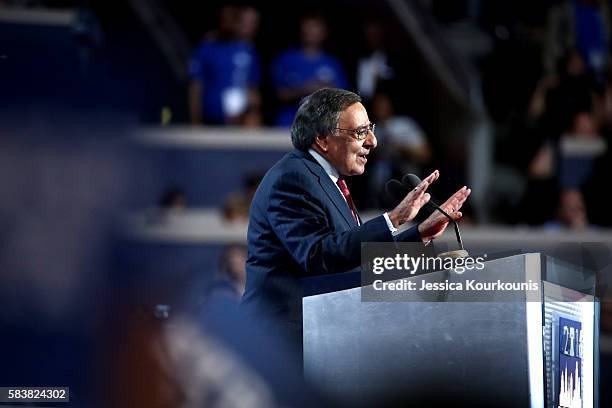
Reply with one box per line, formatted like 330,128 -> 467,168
334,123 -> 376,140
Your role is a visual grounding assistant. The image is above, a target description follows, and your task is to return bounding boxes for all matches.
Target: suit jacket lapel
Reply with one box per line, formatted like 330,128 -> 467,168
297,150 -> 358,228
318,171 -> 359,229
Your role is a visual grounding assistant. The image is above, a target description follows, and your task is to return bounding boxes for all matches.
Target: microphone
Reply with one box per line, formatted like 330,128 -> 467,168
385,178 -> 409,201
402,173 -> 468,258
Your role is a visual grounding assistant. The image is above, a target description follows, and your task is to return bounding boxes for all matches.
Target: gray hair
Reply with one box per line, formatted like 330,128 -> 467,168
290,88 -> 361,151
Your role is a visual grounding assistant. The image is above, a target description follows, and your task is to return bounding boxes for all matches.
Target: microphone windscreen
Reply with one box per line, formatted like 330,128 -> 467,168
402,173 -> 422,189
385,179 -> 408,201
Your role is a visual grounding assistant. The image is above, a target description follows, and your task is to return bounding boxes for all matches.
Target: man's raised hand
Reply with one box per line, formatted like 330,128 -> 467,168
418,186 -> 471,242
387,170 -> 439,228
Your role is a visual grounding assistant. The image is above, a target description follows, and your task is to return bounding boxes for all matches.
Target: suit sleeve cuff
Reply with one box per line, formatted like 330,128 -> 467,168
383,212 -> 399,236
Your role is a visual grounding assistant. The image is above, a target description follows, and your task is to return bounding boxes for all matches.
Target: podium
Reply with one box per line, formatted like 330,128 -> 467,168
303,253 -> 599,407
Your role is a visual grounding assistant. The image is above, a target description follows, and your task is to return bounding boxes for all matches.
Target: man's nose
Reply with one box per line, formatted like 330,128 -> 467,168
364,128 -> 377,149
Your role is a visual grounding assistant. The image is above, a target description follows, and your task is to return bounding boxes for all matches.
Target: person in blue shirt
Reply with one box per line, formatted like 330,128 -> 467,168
188,5 -> 262,125
271,12 -> 349,127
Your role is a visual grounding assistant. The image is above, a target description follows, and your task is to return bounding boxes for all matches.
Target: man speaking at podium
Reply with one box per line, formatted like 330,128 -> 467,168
241,88 -> 469,354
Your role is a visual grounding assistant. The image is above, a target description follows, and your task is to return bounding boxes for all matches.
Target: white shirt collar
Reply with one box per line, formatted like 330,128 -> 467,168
307,148 -> 365,227
308,147 -> 340,183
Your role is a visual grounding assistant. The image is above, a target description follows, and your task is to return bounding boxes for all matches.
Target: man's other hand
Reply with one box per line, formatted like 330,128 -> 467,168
418,186 -> 471,242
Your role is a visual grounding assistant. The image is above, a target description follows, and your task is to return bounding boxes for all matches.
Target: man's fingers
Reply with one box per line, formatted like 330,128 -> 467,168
444,186 -> 465,202
410,170 -> 439,197
455,188 -> 471,209
421,193 -> 431,206
415,178 -> 431,194
456,187 -> 471,201
413,171 -> 438,193
443,186 -> 471,212
406,181 -> 426,203
422,170 -> 439,186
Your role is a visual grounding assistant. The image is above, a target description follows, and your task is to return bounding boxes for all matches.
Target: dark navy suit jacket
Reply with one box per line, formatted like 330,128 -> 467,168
241,149 -> 421,335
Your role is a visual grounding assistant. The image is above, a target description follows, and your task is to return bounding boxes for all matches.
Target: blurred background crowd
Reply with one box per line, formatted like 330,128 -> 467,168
2,0 -> 612,406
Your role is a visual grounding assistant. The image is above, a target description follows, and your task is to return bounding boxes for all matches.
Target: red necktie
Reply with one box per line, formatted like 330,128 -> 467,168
336,178 -> 360,225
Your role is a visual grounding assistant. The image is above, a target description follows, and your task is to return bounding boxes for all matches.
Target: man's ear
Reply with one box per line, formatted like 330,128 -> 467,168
314,133 -> 329,152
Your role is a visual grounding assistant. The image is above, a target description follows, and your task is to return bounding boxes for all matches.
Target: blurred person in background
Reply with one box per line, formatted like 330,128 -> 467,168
188,5 -> 262,126
204,245 -> 248,303
222,193 -> 250,223
545,188 -> 592,230
544,0 -> 609,85
235,5 -> 260,44
355,19 -> 396,104
159,186 -> 188,210
582,128 -> 612,226
372,92 -> 431,176
598,68 -> 612,130
366,91 -> 432,208
521,111 -> 598,226
145,186 -> 188,225
520,50 -> 603,224
271,12 -> 349,127
221,172 -> 263,223
528,50 -> 599,137
240,104 -> 264,127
